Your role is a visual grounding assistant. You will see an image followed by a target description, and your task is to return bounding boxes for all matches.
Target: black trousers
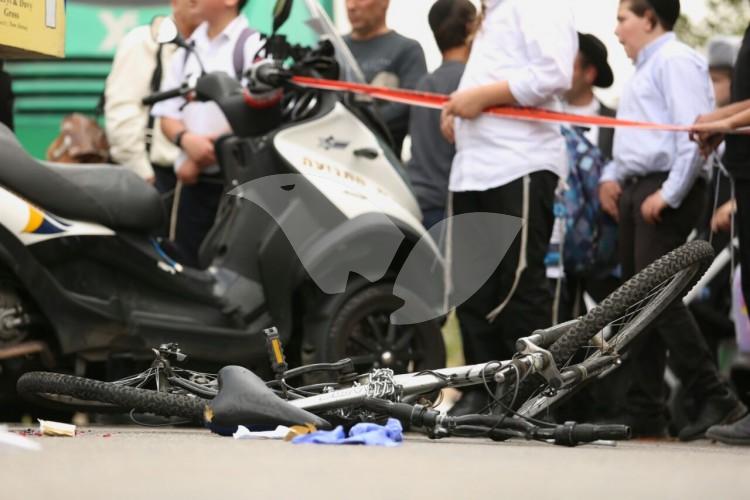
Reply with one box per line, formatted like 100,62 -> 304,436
620,174 -> 725,420
735,178 -> 750,306
453,171 -> 558,364
175,177 -> 223,269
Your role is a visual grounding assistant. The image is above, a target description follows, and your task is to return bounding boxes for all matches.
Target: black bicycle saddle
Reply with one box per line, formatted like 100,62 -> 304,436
206,365 -> 330,430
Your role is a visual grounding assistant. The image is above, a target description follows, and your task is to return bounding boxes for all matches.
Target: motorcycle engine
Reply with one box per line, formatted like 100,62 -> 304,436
0,285 -> 28,348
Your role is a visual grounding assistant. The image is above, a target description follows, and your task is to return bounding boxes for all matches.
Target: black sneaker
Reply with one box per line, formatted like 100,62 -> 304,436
447,389 -> 490,416
706,413 -> 750,445
678,393 -> 748,442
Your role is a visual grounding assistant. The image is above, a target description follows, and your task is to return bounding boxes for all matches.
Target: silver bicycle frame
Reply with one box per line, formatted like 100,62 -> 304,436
289,360 -> 539,412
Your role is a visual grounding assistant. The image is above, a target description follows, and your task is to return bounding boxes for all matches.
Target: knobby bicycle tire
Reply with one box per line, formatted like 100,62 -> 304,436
17,372 -> 207,421
516,240 -> 714,416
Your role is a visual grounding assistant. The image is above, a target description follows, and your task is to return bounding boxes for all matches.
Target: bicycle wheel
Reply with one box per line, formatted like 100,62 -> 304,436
17,372 -> 207,421
516,240 -> 714,418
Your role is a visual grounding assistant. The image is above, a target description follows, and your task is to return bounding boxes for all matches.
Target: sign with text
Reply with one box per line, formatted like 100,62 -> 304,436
0,0 -> 65,58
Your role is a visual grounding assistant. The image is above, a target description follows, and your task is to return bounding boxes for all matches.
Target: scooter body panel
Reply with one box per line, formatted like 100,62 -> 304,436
0,185 -> 114,246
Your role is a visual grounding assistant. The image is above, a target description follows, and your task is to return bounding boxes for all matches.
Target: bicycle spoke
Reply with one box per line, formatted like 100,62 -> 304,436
366,316 -> 386,346
386,322 -> 397,345
350,330 -> 381,353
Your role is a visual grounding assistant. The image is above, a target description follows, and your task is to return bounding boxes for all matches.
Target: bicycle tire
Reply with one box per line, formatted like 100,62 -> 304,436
17,372 -> 207,421
516,240 -> 714,417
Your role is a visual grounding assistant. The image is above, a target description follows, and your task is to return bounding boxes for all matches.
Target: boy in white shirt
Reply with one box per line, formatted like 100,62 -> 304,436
440,0 -> 577,415
600,0 -> 745,439
152,0 -> 264,267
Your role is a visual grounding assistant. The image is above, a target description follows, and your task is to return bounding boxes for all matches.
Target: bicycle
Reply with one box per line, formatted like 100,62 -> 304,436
17,240 -> 714,446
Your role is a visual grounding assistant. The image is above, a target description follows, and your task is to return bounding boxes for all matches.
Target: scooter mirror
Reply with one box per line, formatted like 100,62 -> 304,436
156,17 -> 180,45
272,0 -> 293,34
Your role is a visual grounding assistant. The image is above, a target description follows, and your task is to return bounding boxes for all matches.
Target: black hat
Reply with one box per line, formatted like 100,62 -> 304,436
578,33 -> 614,89
645,0 -> 681,30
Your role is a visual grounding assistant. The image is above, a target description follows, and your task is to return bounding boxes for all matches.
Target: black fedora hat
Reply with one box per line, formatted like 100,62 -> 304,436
578,32 -> 614,89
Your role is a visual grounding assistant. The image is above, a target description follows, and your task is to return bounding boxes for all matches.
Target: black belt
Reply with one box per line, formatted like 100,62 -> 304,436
622,172 -> 706,188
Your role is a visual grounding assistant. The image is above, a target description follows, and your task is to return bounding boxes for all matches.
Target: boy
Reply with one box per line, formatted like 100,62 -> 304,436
599,0 -> 746,440
152,0 -> 264,267
407,0 -> 476,229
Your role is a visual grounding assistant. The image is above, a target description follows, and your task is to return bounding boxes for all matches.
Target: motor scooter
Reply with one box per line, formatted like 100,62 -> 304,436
0,0 -> 445,409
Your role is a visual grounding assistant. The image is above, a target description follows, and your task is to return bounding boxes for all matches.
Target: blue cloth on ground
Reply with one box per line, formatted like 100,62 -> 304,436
292,418 -> 403,447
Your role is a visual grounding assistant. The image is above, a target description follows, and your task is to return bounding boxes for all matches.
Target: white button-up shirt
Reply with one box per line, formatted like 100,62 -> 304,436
105,23 -> 180,179
151,15 -> 264,173
601,33 -> 714,208
449,0 -> 577,193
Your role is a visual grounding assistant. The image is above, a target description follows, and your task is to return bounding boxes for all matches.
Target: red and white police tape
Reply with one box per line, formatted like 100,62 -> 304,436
291,76 -> 750,135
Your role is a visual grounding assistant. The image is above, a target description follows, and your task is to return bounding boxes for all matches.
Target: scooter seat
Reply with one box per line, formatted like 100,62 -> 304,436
0,124 -> 164,232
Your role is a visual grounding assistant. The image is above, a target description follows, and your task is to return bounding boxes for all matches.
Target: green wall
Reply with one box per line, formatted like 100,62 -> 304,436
8,0 -> 333,159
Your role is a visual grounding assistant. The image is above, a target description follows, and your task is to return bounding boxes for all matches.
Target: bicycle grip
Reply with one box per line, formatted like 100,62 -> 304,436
554,422 -> 631,446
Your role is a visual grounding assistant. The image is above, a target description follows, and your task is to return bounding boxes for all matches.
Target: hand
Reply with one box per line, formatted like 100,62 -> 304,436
711,199 -> 736,233
690,114 -> 729,158
176,158 -> 201,185
181,132 -> 216,166
444,87 -> 491,120
599,181 -> 622,222
440,107 -> 455,143
640,190 -> 669,225
145,176 -> 155,185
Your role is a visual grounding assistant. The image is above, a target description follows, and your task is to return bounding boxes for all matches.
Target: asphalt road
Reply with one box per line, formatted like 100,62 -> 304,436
1,426 -> 749,500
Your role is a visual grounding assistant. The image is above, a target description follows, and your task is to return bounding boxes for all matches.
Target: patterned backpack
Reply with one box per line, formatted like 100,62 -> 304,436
556,126 -> 619,279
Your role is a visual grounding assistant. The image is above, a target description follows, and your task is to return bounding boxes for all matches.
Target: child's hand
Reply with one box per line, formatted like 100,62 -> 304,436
711,200 -> 736,233
181,132 -> 216,166
599,181 -> 622,222
440,107 -> 456,143
641,190 -> 668,225
445,87 -> 489,120
176,158 -> 201,185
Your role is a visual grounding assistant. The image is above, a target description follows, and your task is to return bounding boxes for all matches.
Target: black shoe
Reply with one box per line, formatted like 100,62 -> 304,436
447,389 -> 489,416
678,393 -> 748,442
706,413 -> 750,445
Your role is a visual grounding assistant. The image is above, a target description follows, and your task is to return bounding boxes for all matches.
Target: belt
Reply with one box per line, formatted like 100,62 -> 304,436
622,172 -> 707,188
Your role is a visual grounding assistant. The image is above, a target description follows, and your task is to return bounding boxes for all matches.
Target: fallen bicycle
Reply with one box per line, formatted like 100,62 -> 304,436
17,241 -> 714,447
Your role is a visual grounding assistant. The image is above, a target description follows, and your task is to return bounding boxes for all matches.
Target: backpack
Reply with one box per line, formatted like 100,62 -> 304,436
46,113 -> 110,164
556,126 -> 619,279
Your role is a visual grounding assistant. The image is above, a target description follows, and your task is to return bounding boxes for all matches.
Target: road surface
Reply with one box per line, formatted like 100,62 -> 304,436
2,426 -> 749,499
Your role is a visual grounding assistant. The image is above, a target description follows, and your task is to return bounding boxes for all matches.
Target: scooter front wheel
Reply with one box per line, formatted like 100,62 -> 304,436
17,372 -> 207,421
302,282 -> 446,377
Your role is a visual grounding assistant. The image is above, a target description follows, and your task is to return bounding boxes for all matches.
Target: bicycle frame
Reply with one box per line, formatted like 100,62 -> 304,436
289,358 -> 543,413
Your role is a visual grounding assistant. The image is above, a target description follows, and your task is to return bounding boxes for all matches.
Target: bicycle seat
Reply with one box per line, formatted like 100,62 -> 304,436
206,365 -> 330,430
0,123 -> 164,232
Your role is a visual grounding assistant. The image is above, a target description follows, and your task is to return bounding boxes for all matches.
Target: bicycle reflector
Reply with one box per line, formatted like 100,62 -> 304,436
264,327 -> 288,378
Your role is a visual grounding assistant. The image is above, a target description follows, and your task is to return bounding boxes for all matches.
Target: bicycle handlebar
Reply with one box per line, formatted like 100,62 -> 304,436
535,422 -> 631,446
